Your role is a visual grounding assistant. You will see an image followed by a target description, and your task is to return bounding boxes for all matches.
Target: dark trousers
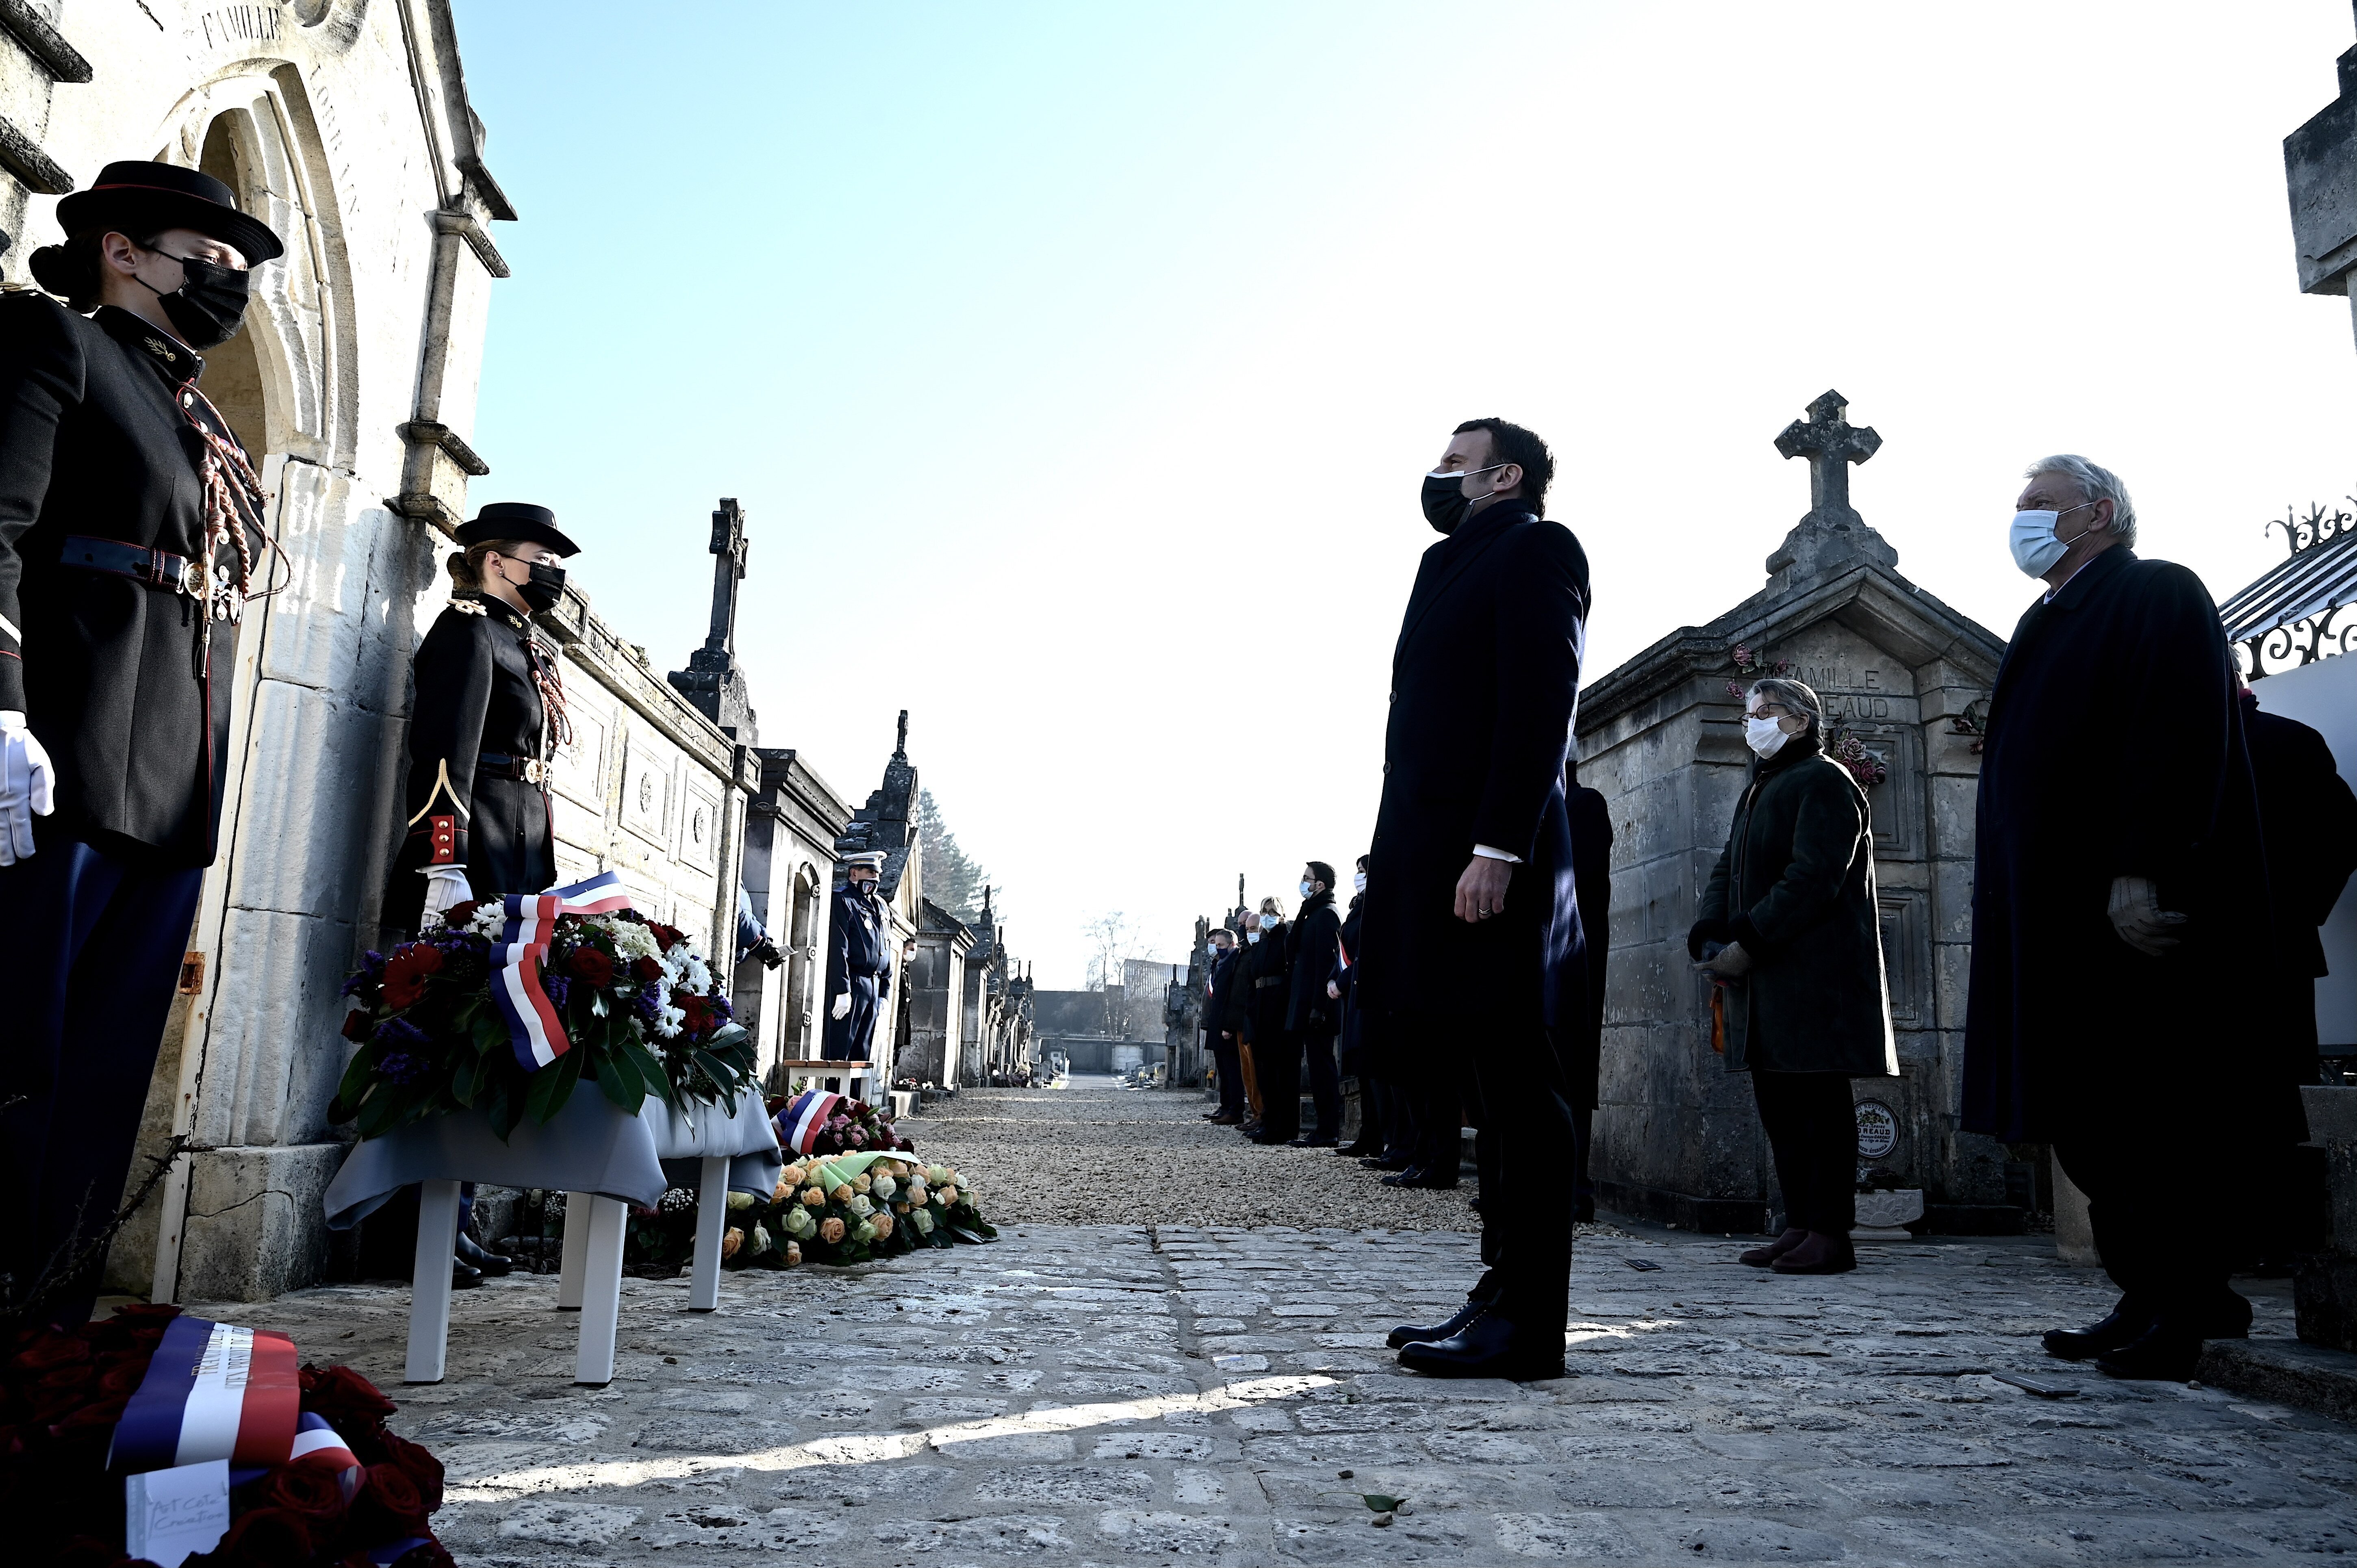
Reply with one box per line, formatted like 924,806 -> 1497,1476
1210,1033 -> 1244,1115
822,976 -> 878,1061
1407,1080 -> 1461,1177
1751,1070 -> 1858,1235
1302,1031 -> 1341,1137
0,836 -> 204,1326
2053,1120 -> 2233,1323
1572,1105 -> 1595,1221
1254,1028 -> 1302,1139
1462,1024 -> 1577,1338
1373,1078 -> 1417,1162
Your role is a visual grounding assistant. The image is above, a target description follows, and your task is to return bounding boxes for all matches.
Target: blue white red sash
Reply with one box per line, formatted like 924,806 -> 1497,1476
775,1089 -> 844,1155
491,871 -> 634,1071
109,1316 -> 299,1473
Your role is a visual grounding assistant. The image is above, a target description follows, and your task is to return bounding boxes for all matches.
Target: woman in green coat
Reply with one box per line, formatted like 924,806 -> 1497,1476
1690,677 -> 1897,1275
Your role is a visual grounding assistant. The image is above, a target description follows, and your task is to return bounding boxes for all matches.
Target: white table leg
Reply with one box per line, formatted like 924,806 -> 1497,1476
689,1155 -> 729,1312
574,1195 -> 626,1386
556,1190 -> 588,1310
404,1179 -> 462,1384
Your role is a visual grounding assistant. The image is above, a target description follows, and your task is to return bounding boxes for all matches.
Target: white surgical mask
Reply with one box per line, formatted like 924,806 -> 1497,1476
1246,929 -> 1263,945
1298,879 -> 1315,898
2008,501 -> 2098,579
1745,714 -> 1791,759
1206,941 -> 1220,957
1353,872 -> 1367,894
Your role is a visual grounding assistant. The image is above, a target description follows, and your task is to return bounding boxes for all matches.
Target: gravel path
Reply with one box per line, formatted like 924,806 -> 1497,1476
900,1074 -> 1620,1236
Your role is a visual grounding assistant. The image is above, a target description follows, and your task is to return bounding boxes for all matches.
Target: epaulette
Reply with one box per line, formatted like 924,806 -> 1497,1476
449,599 -> 487,617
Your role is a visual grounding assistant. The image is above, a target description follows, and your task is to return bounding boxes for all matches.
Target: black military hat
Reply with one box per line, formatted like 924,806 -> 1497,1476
456,501 -> 580,557
56,160 -> 283,265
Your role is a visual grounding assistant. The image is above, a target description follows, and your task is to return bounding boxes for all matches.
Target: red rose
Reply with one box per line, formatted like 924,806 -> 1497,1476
649,922 -> 684,954
444,900 -> 479,929
299,1364 -> 398,1430
341,1009 -> 373,1043
195,1505 -> 315,1568
377,1430 -> 445,1513
568,947 -> 614,987
679,993 -> 712,1035
258,1462 -> 350,1531
349,1462 -> 428,1537
10,1334 -> 89,1373
54,1394 -> 129,1431
631,956 -> 662,983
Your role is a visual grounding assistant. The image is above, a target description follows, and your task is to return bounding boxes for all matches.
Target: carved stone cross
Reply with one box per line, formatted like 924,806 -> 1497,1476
703,497 -> 749,655
1774,390 -> 1881,528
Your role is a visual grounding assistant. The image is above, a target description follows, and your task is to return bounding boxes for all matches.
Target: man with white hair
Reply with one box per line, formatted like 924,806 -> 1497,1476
1961,455 -> 2283,1381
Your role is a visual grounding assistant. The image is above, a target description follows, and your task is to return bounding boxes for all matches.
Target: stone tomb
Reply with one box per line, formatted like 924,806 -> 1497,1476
1577,393 -> 2011,1234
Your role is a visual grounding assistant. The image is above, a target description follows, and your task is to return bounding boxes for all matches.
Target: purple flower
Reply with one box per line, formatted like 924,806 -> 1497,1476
378,1051 -> 425,1085
544,974 -> 571,1010
636,984 -> 663,1021
373,1016 -> 430,1048
711,994 -> 736,1022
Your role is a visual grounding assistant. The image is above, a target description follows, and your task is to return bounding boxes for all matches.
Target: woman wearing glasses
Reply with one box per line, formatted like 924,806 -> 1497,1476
1691,676 -> 1897,1275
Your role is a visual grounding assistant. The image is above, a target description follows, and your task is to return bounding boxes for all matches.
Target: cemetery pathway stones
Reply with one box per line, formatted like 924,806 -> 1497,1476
200,1086 -> 2357,1564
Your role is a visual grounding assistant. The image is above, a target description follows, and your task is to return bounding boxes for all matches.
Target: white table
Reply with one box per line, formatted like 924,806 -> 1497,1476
775,1057 -> 875,1104
325,1088 -> 781,1387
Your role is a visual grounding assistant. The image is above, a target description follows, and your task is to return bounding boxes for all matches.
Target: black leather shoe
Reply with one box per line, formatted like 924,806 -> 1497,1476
1290,1134 -> 1340,1148
1468,1196 -> 1484,1214
1383,1165 -> 1458,1190
1363,1154 -> 1412,1171
2094,1322 -> 2204,1381
1250,1131 -> 1296,1146
1337,1140 -> 1382,1157
450,1258 -> 484,1290
1236,1121 -> 1262,1137
456,1232 -> 513,1275
2042,1302 -> 2155,1361
1396,1313 -> 1563,1381
1386,1297 -> 1490,1349
2200,1288 -> 2253,1340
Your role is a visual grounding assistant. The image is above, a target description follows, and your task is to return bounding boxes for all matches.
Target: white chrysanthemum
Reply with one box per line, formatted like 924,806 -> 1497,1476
469,904 -> 506,937
655,1001 -> 686,1039
682,954 -> 712,992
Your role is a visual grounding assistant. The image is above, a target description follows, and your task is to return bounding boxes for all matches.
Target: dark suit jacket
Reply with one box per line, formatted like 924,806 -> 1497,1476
1204,945 -> 1244,1037
1286,891 -> 1341,1037
2246,693 -> 2357,1063
0,297 -> 258,863
1356,499 -> 1591,1048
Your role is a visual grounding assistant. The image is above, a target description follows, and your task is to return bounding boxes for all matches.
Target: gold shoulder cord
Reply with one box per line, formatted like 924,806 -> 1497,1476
405,759 -> 472,826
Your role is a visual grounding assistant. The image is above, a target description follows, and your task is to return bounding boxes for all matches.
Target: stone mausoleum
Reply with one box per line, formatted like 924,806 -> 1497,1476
1578,392 -> 2015,1234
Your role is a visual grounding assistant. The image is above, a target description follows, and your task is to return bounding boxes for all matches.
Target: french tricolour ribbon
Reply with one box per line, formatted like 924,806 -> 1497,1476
108,1315 -> 299,1474
775,1089 -> 844,1156
492,871 -> 634,1071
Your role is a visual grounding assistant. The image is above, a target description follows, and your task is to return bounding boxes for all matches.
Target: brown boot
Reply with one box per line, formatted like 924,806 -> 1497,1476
1771,1231 -> 1857,1275
1739,1228 -> 1807,1268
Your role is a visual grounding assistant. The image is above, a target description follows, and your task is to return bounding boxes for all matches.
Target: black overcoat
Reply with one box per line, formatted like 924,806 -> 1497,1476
1285,890 -> 1341,1037
2245,692 -> 2357,1066
1240,920 -> 1291,1044
1567,783 -> 1615,1109
1356,501 -> 1591,1063
1333,892 -> 1366,1074
1960,545 -> 2288,1142
381,597 -> 557,933
1203,945 -> 1244,1041
0,298 -> 260,865
1691,739 -> 1896,1077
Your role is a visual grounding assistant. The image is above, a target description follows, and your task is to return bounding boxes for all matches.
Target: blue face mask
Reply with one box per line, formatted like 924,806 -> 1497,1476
2009,501 -> 2099,578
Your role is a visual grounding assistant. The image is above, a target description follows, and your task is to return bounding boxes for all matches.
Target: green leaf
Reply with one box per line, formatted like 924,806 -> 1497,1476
690,1048 -> 738,1097
450,1053 -> 479,1109
593,1048 -> 647,1113
484,1082 -> 519,1142
526,1045 -> 585,1125
333,1044 -> 376,1112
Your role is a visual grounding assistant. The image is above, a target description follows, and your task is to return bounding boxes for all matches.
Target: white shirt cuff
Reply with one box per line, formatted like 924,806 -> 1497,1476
1471,844 -> 1522,864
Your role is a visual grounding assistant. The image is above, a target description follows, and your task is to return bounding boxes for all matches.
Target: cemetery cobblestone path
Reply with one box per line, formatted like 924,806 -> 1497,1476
200,1080 -> 2357,1565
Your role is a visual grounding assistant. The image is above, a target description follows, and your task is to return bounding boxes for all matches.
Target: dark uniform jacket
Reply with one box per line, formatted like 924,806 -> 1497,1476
1961,545 -> 2283,1142
382,596 -> 556,933
827,884 -> 893,1003
1285,889 -> 1341,1037
1356,500 -> 1591,1056
0,297 -> 261,865
1203,945 -> 1244,1039
2244,692 -> 2357,1065
1568,784 -> 1614,1109
1240,920 -> 1290,1044
1691,737 -> 1896,1078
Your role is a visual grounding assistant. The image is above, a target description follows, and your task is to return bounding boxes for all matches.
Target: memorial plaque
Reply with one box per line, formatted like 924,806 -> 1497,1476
1854,1098 -> 1899,1160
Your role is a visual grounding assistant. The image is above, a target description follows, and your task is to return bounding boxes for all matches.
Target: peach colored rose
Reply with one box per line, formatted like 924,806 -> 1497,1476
819,1217 -> 845,1245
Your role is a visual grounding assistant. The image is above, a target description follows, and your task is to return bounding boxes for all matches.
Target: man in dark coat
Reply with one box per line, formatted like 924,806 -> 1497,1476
1963,455 -> 2283,1381
0,162 -> 282,1325
824,852 -> 894,1061
1286,862 -> 1345,1146
1361,417 -> 1590,1381
1241,903 -> 1296,1143
1201,925 -> 1247,1125
1567,767 -> 1614,1223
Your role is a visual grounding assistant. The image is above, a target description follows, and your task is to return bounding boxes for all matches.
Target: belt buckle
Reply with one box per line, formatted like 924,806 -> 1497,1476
522,758 -> 547,784
177,555 -> 204,598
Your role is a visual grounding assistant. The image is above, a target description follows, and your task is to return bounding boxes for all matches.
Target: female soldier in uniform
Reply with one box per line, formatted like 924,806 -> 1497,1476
381,501 -> 576,1284
0,160 -> 280,1325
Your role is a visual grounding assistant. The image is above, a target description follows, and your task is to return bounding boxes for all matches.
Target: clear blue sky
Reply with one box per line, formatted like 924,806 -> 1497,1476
456,2 -> 2357,987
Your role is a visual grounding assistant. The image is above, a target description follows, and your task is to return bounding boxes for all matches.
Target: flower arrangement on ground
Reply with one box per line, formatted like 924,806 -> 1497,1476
751,1154 -> 996,1265
0,1304 -> 452,1566
331,877 -> 756,1142
768,1091 -> 914,1157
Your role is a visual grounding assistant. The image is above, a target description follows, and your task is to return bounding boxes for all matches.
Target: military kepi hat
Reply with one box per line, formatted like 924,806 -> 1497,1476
842,851 -> 887,870
456,501 -> 580,558
56,160 -> 283,265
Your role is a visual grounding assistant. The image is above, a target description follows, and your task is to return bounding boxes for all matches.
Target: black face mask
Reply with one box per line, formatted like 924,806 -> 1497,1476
517,561 -> 566,614
134,251 -> 252,350
1419,463 -> 1507,536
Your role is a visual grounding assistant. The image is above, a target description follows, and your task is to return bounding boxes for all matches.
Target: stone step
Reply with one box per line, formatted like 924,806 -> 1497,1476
2196,1336 -> 2357,1423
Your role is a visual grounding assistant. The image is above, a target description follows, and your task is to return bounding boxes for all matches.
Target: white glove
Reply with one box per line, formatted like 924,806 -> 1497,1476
0,710 -> 56,867
2107,875 -> 2187,957
421,865 -> 473,920
831,992 -> 851,1020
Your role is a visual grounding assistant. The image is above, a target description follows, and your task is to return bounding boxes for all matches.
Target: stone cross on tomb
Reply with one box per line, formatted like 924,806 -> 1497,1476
1774,389 -> 1881,529
703,497 -> 750,657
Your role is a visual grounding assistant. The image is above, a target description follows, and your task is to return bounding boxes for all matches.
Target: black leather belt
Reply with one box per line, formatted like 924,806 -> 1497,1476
61,534 -> 202,596
478,752 -> 549,784
1255,976 -> 1284,989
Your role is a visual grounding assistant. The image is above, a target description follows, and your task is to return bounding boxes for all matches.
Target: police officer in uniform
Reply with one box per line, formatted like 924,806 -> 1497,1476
0,161 -> 282,1324
383,503 -> 578,935
824,851 -> 894,1061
